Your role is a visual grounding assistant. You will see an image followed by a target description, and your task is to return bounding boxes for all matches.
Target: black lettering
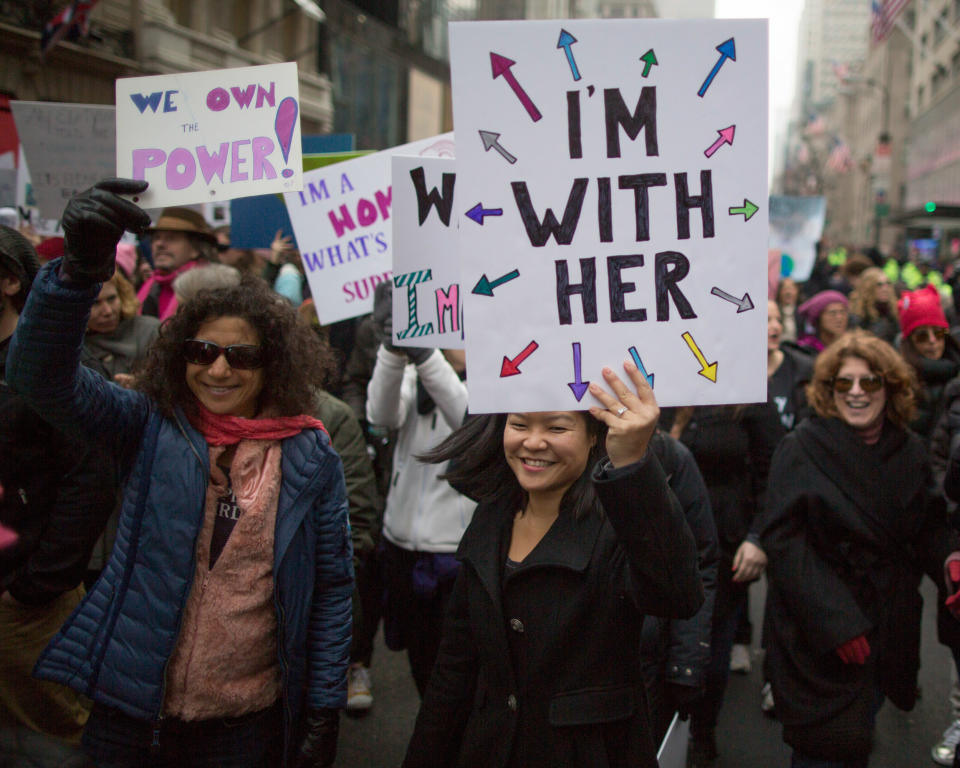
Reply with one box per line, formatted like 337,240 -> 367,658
567,91 -> 582,159
512,179 -> 588,247
409,166 -> 455,227
618,173 -> 667,242
604,87 -> 658,159
674,170 -> 715,240
555,258 -> 598,325
655,251 -> 696,321
607,254 -> 647,322
598,177 -> 612,243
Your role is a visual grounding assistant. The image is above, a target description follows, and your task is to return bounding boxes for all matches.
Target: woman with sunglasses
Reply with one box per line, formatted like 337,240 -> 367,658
5,180 -> 353,768
896,284 -> 960,441
760,329 -> 960,768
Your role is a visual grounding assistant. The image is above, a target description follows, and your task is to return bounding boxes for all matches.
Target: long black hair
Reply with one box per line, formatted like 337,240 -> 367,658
419,411 -> 608,518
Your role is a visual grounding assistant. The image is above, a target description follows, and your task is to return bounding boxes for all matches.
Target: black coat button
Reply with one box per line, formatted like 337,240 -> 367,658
509,618 -> 524,633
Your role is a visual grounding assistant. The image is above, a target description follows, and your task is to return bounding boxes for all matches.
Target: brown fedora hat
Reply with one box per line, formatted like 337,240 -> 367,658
147,207 -> 217,244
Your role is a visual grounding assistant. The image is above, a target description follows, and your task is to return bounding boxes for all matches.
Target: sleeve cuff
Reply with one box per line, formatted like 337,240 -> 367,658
593,454 -> 651,482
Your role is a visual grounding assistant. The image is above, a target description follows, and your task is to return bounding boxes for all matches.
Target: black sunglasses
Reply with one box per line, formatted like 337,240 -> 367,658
911,327 -> 948,343
183,339 -> 264,370
832,375 -> 884,394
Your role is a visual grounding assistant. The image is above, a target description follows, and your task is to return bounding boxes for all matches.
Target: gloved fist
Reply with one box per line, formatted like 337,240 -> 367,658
945,552 -> 960,620
373,280 -> 399,353
836,635 -> 870,665
294,707 -> 339,768
61,178 -> 151,283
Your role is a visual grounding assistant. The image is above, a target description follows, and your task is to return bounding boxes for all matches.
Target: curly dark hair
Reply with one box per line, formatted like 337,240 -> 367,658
136,276 -> 334,418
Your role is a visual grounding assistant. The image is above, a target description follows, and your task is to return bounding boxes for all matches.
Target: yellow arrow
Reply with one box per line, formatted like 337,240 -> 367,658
681,332 -> 718,382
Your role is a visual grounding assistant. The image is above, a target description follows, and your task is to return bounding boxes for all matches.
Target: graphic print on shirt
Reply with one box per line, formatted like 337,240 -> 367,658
210,470 -> 242,568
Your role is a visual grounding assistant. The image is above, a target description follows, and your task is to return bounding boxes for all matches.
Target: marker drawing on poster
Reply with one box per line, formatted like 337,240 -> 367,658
391,155 -> 464,349
116,62 -> 302,208
284,133 -> 455,325
449,19 -> 769,413
10,102 -> 115,219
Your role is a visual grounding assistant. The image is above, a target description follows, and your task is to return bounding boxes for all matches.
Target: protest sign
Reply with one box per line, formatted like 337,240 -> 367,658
391,155 -> 463,349
284,133 -> 455,325
768,195 -> 825,282
657,714 -> 689,768
116,62 -> 302,209
10,102 -> 115,219
449,19 -> 768,413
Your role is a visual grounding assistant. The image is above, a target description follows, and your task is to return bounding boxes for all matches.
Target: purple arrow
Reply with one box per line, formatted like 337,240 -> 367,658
465,203 -> 503,225
490,52 -> 543,122
567,342 -> 589,401
704,125 -> 735,158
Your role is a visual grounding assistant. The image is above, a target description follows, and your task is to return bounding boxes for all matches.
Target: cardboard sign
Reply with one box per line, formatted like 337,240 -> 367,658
391,155 -> 463,349
657,714 -> 690,768
768,195 -> 826,282
284,133 -> 455,325
116,62 -> 302,208
10,101 -> 115,219
449,19 -> 768,413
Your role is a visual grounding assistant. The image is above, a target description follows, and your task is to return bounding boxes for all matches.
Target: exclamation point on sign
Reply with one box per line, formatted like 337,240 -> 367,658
274,97 -> 298,178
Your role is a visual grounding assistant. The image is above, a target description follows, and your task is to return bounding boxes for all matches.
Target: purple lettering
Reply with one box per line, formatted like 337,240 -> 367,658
357,198 -> 377,227
255,82 -> 276,108
165,147 -> 196,190
206,87 -> 230,112
130,92 -> 162,114
163,90 -> 178,113
131,148 -> 166,180
230,139 -> 250,182
251,137 -> 277,180
230,84 -> 257,109
197,143 -> 229,184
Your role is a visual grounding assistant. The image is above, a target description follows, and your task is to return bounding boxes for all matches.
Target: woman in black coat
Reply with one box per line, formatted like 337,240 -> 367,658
761,330 -> 960,767
402,363 -> 702,768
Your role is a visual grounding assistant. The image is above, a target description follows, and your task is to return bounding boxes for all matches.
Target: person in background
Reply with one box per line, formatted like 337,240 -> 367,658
768,299 -> 814,433
797,290 -> 850,354
173,262 -> 241,306
213,225 -> 259,277
0,225 -> 116,751
848,267 -> 899,345
776,277 -> 802,344
137,207 -> 216,320
265,229 -> 306,307
897,284 -> 960,442
114,242 -> 137,282
34,236 -> 65,265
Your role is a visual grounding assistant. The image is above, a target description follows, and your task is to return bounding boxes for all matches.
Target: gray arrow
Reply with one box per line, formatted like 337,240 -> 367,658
479,130 -> 517,164
710,286 -> 754,313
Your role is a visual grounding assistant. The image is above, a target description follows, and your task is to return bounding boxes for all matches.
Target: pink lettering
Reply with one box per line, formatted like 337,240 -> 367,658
131,148 -> 165,180
357,198 -> 378,227
375,187 -> 392,220
165,148 -> 196,190
206,87 -> 230,112
230,84 -> 257,109
251,137 -> 277,181
435,284 -> 460,333
196,143 -> 229,185
230,139 -> 250,182
328,205 -> 356,238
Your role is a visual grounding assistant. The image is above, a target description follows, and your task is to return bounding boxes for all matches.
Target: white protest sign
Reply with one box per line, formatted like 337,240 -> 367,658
116,62 -> 302,208
284,133 -> 455,325
391,155 -> 463,349
10,102 -> 115,219
450,19 -> 768,413
657,714 -> 690,768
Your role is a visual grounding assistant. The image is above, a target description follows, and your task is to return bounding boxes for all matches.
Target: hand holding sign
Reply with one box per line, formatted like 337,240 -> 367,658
588,361 -> 659,468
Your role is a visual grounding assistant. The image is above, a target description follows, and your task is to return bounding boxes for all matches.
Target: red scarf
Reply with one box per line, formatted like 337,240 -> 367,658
192,405 -> 327,446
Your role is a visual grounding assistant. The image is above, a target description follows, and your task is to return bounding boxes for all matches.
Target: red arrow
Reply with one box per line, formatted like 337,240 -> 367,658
490,52 -> 542,122
500,340 -> 540,377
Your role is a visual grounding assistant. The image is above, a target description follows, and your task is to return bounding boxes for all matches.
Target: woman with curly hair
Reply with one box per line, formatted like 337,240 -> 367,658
848,267 -> 899,345
760,329 -> 960,768
5,179 -> 353,768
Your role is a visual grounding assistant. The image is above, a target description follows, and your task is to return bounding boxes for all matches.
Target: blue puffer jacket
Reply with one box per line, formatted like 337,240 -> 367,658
6,262 -> 354,764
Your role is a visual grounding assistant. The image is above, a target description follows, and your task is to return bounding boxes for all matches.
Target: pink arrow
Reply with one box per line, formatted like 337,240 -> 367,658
490,52 -> 542,122
704,125 -> 735,158
500,340 -> 540,377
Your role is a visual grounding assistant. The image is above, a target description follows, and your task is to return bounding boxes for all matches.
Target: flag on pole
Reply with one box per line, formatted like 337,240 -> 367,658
871,0 -> 911,42
831,60 -> 851,83
40,0 -> 100,58
825,139 -> 854,173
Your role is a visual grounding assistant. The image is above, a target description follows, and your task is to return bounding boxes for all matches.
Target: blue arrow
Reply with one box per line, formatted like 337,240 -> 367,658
465,203 -> 503,225
628,346 -> 654,388
697,38 -> 736,98
557,29 -> 581,82
568,342 -> 589,401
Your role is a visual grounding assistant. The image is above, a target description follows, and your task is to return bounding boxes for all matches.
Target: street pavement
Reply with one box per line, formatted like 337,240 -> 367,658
338,577 -> 956,767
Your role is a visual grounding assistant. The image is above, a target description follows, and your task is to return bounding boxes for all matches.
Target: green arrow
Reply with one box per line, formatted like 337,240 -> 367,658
472,269 -> 520,297
640,49 -> 658,78
728,199 -> 759,221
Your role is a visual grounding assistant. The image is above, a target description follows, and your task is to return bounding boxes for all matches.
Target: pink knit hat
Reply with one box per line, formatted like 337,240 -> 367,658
115,243 -> 136,279
798,290 -> 848,324
898,284 -> 948,339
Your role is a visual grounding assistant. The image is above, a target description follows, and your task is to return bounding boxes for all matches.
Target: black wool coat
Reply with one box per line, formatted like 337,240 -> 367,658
761,417 -> 959,761
402,455 -> 703,768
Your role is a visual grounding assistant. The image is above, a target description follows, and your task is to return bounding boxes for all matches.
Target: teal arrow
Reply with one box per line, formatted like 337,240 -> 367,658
472,269 -> 520,297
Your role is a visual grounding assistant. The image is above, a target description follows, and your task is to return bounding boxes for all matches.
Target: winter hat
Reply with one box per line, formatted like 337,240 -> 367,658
115,242 -> 136,279
147,207 -> 216,244
798,290 -> 848,324
898,284 -> 948,339
0,225 -> 42,307
35,236 -> 65,261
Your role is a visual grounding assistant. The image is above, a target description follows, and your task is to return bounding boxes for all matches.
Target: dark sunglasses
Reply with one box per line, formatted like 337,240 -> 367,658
183,339 -> 264,369
832,375 -> 884,394
911,327 -> 948,343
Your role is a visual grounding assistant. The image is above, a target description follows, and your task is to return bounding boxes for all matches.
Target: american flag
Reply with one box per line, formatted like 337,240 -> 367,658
871,0 -> 911,43
41,0 -> 100,58
825,140 -> 854,173
803,113 -> 826,136
831,60 -> 851,82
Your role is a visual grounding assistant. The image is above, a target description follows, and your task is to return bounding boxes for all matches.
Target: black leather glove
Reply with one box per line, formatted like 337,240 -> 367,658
61,178 -> 151,283
295,707 -> 339,768
665,682 -> 703,721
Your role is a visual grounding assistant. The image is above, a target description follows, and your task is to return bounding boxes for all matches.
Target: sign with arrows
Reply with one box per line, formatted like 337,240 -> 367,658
449,19 -> 768,412
390,154 -> 464,349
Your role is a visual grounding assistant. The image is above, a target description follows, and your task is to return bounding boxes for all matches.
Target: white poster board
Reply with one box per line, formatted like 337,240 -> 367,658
657,714 -> 690,768
450,19 -> 768,413
391,155 -> 463,349
10,102 -> 115,219
116,62 -> 302,209
285,133 -> 455,325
